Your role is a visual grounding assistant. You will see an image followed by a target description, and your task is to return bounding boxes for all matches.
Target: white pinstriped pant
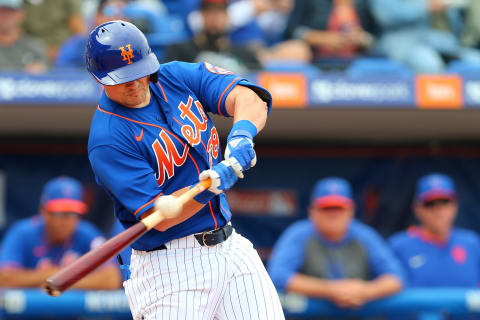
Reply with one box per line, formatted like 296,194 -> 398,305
123,229 -> 285,320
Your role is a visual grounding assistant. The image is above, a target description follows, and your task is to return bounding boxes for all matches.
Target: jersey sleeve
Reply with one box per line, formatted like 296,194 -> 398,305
356,224 -> 406,282
166,61 -> 272,117
0,222 -> 27,268
89,144 -> 163,219
267,221 -> 311,290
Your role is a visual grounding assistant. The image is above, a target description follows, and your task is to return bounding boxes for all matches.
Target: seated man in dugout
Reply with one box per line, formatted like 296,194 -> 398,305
389,173 -> 480,288
268,177 -> 404,309
0,176 -> 121,289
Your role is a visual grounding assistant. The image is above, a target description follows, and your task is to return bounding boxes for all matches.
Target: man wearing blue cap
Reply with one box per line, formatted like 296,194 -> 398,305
0,176 -> 121,289
268,177 -> 404,309
389,173 -> 480,287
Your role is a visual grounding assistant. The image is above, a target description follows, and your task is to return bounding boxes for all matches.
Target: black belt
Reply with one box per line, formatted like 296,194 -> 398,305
146,224 -> 232,252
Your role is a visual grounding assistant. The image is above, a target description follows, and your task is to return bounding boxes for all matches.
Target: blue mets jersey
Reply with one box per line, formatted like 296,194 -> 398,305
0,215 -> 106,269
88,61 -> 272,251
268,219 -> 405,290
389,227 -> 480,287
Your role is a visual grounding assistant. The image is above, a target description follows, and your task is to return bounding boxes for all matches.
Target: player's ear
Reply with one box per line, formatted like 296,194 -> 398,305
413,201 -> 423,218
149,72 -> 158,83
40,208 -> 48,218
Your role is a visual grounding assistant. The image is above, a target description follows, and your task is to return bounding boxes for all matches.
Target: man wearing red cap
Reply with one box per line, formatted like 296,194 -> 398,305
268,177 -> 404,309
390,173 -> 480,288
0,176 -> 121,289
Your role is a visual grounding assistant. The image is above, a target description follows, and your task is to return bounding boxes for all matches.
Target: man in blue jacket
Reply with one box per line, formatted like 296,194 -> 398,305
389,173 -> 480,288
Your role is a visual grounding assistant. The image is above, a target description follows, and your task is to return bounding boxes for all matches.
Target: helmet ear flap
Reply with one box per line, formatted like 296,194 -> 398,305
149,72 -> 158,83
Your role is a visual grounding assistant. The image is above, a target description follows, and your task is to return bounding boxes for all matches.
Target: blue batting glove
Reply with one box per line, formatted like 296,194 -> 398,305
194,160 -> 239,203
225,120 -> 258,178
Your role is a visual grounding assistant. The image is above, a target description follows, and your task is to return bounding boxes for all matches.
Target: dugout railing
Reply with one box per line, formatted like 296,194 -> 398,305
1,288 -> 480,319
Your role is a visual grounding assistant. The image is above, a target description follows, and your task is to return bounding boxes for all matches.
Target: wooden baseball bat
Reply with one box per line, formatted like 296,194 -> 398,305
44,179 -> 211,297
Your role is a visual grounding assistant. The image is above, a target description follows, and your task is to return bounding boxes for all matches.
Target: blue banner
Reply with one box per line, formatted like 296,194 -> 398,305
462,74 -> 480,108
309,75 -> 415,107
0,71 -> 100,105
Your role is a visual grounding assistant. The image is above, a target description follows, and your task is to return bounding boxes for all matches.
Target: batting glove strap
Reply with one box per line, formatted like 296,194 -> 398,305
198,160 -> 238,196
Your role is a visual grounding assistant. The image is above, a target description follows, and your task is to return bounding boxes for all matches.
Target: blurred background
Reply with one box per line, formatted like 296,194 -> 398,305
2,0 -> 480,319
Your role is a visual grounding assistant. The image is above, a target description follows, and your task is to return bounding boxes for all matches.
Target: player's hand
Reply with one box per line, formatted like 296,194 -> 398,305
327,279 -> 370,309
225,120 -> 258,178
224,137 -> 256,178
194,160 -> 239,203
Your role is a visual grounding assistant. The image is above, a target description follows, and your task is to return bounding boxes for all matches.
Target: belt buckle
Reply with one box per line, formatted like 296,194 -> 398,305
201,232 -> 213,247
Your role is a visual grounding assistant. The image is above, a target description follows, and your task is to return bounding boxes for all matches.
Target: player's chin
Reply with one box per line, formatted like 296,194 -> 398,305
125,96 -> 144,106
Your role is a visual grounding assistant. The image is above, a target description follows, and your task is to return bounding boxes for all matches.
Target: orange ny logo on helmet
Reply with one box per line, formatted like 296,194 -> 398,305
119,44 -> 135,64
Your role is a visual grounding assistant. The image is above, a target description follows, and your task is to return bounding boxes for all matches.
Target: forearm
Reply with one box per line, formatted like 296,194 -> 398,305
71,265 -> 122,290
0,267 -> 55,288
303,30 -> 340,48
142,186 -> 206,232
364,274 -> 403,301
226,85 -> 268,133
286,274 -> 336,299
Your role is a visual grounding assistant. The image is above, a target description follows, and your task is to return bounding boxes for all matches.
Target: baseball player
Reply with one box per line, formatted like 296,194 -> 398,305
85,20 -> 284,319
0,176 -> 121,289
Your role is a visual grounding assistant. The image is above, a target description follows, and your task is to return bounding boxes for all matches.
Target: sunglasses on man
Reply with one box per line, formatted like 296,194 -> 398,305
46,211 -> 81,218
422,198 -> 453,208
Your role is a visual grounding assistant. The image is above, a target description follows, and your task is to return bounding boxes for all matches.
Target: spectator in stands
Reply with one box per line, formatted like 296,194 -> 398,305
55,0 -> 128,69
166,0 -> 262,73
0,176 -> 121,289
174,0 -> 311,72
369,0 -> 480,73
284,0 -> 375,63
268,177 -> 404,309
0,0 -> 47,73
22,0 -> 85,64
389,173 -> 480,288
462,0 -> 480,49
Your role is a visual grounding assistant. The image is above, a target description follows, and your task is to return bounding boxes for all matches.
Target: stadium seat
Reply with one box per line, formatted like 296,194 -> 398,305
346,58 -> 413,78
446,60 -> 480,76
262,60 -> 321,77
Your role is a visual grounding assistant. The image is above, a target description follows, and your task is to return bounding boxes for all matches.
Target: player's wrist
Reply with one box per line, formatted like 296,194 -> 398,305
227,120 -> 257,142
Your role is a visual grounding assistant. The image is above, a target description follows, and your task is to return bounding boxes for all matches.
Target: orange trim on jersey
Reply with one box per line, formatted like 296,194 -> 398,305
97,106 -> 187,147
208,201 -> 218,229
134,192 -> 163,217
217,77 -> 240,116
156,82 -> 168,102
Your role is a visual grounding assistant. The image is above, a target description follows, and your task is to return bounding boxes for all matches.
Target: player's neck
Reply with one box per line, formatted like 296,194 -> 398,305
421,226 -> 450,243
322,231 -> 346,243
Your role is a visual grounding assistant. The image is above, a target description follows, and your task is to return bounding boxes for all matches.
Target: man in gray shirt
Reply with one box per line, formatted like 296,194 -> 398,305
0,0 -> 47,73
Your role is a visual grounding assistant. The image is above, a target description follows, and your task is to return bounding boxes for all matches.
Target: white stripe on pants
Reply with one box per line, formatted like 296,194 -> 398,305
123,229 -> 285,320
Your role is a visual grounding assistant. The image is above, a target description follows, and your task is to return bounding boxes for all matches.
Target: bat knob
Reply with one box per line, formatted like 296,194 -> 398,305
43,280 -> 61,297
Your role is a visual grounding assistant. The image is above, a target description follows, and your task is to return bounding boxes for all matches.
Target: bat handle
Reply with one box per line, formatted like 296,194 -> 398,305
177,178 -> 212,205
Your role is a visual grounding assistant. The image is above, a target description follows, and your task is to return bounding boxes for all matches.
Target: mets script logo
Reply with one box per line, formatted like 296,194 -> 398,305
178,96 -> 219,159
119,44 -> 134,64
178,96 -> 208,146
152,131 -> 189,186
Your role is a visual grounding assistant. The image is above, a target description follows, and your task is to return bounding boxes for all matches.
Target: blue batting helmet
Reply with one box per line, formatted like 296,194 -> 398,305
85,20 -> 159,85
